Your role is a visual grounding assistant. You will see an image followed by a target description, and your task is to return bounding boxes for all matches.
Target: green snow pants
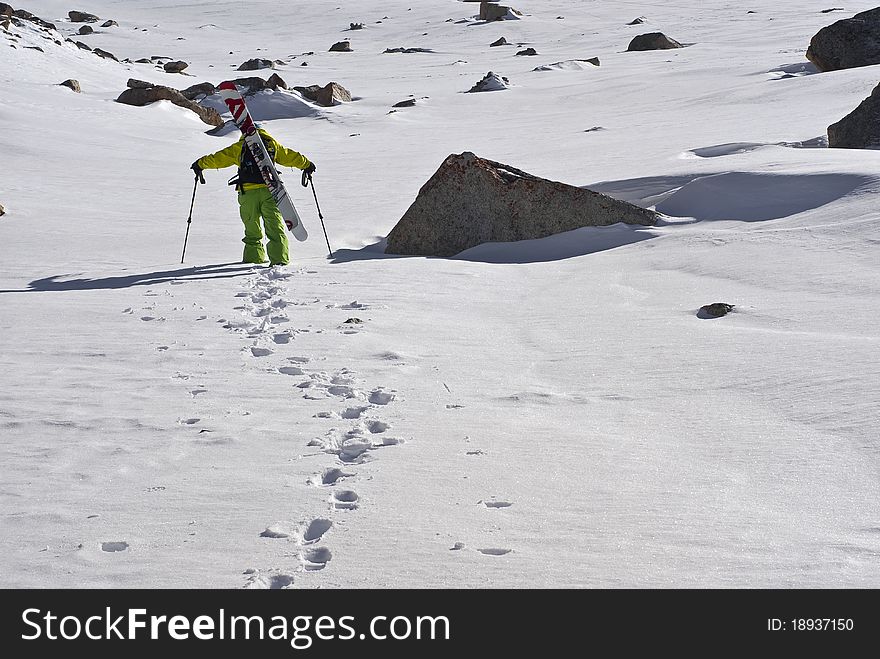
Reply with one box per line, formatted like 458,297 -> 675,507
238,186 -> 289,265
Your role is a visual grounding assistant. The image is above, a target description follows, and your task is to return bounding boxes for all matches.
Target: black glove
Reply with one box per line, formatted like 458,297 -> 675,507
301,162 -> 316,187
191,160 -> 205,183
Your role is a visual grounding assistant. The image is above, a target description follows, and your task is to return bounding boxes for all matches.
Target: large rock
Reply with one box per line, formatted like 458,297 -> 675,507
116,85 -> 223,126
827,82 -> 880,148
78,24 -> 92,35
627,32 -> 683,51
0,4 -> 13,18
69,10 -> 99,23
385,152 -> 657,257
807,8 -> 880,72
329,40 -> 352,52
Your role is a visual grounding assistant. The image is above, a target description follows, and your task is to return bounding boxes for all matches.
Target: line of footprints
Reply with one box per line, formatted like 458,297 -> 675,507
224,267 -> 403,589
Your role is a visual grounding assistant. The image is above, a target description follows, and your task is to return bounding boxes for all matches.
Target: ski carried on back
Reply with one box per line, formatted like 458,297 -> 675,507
217,80 -> 308,242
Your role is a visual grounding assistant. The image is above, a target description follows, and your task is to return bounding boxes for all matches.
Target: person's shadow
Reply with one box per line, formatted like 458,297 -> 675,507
0,262 -> 256,294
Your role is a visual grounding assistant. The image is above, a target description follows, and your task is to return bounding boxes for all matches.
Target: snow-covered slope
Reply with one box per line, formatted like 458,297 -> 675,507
1,1 -> 878,588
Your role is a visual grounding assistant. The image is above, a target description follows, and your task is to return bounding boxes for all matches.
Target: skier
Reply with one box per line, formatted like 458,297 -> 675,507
191,126 -> 315,266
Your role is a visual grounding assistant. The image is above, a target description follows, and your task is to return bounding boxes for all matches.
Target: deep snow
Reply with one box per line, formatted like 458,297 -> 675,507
1,0 -> 878,588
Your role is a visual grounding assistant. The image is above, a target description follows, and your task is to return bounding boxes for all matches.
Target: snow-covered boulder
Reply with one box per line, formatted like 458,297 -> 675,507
807,8 -> 880,72
466,71 -> 509,92
828,82 -> 880,148
293,82 -> 351,106
385,152 -> 657,257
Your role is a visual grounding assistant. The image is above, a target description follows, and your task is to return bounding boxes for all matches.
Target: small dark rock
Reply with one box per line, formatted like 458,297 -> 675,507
134,57 -> 151,63
349,22 -> 364,30
627,32 -> 683,51
821,7 -> 845,13
68,10 -> 99,23
490,37 -> 508,46
0,203 -> 4,216
93,47 -> 117,60
344,318 -> 363,324
329,40 -> 352,52
628,16 -> 647,25
237,57 -> 273,71
698,303 -> 734,318
74,40 -> 91,50
78,24 -> 92,35
392,98 -> 417,108
163,60 -> 188,73
180,81 -> 216,100
101,19 -> 117,27
59,78 -> 81,92
516,47 -> 538,56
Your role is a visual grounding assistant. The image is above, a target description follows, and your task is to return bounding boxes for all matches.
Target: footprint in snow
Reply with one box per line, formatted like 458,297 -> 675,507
101,541 -> 129,552
273,331 -> 295,345
331,490 -> 359,510
279,366 -> 305,376
482,500 -> 513,508
178,418 -> 200,425
243,569 -> 295,589
301,518 -> 333,544
478,548 -> 512,556
309,467 -> 355,487
341,406 -> 369,419
301,546 -> 332,571
259,525 -> 289,539
369,389 -> 395,405
250,346 -> 273,357
366,420 -> 390,434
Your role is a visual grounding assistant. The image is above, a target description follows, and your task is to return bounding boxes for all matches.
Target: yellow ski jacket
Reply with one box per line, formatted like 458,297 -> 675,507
196,129 -> 311,191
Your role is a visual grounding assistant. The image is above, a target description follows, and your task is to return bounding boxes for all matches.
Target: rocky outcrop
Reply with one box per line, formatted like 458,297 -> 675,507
807,8 -> 880,71
59,78 -> 81,92
293,82 -> 350,106
68,10 -> 99,23
238,58 -> 273,71
466,71 -> 509,92
385,152 -> 657,257
14,8 -> 56,30
329,40 -> 352,52
827,82 -> 880,148
116,83 -> 223,126
163,60 -> 188,73
627,32 -> 683,51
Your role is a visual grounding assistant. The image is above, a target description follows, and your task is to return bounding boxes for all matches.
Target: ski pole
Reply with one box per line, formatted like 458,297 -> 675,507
181,170 -> 205,264
304,172 -> 333,257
